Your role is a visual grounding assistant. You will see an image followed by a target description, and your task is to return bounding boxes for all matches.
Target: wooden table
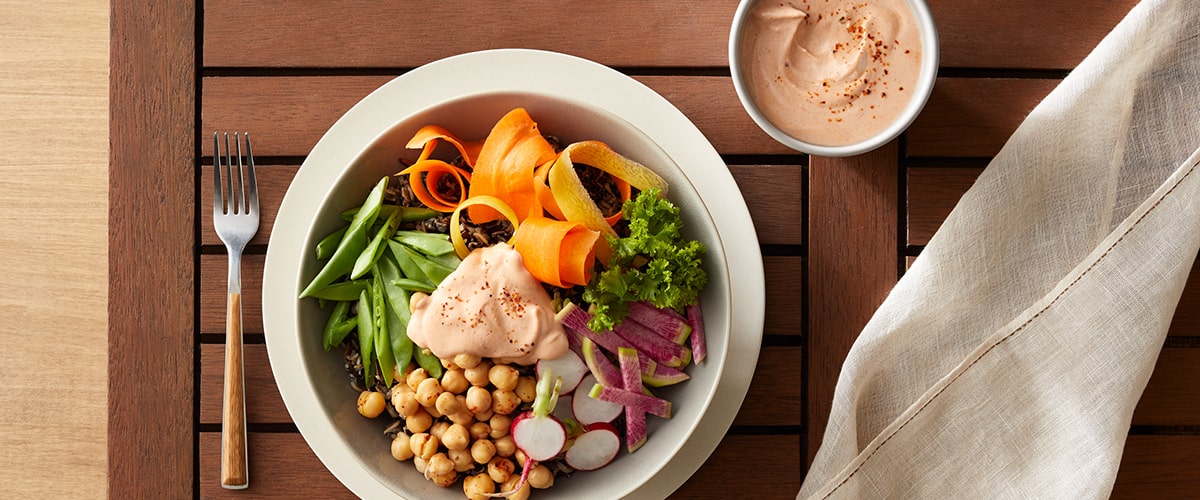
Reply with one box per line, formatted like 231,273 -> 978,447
109,1 -> 1199,497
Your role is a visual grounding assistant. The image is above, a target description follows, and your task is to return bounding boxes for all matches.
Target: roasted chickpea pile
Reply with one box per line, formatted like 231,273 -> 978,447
356,352 -> 559,499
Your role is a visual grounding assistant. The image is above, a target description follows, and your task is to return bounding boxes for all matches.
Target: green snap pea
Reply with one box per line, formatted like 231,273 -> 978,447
386,298 -> 413,374
387,240 -> 432,287
414,346 -> 443,379
299,177 -> 387,298
351,208 -> 401,280
322,300 -> 354,351
375,254 -> 412,324
371,274 -> 395,386
356,288 -> 375,386
392,278 -> 436,294
341,204 -> 440,223
315,227 -> 347,261
393,230 -> 455,256
305,280 -> 368,302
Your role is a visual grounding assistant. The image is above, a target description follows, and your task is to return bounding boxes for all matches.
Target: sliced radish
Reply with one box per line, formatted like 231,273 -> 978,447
687,301 -> 706,364
617,347 -> 648,452
565,422 -> 621,471
564,307 -> 655,373
510,369 -> 566,462
614,320 -> 692,368
580,337 -> 622,387
628,301 -> 692,344
537,349 -> 588,394
642,362 -> 690,387
571,374 -> 623,425
589,382 -> 672,419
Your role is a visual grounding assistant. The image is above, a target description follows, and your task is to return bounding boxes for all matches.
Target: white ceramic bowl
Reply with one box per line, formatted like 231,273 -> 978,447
262,50 -> 765,499
729,0 -> 939,157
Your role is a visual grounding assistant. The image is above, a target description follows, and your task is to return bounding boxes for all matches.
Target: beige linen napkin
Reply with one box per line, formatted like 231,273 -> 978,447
799,0 -> 1200,497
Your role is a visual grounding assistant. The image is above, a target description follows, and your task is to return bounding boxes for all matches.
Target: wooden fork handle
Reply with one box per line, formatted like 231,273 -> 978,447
221,292 -> 249,489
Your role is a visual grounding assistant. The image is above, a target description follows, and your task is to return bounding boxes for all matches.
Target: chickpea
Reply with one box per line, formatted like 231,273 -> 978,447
488,364 -> 520,391
415,377 -> 444,407
514,449 -> 527,468
487,457 -> 515,483
494,435 -> 516,457
425,402 -> 444,419
527,463 -> 554,489
440,356 -> 457,370
514,376 -> 537,403
464,360 -> 492,387
442,423 -> 470,451
448,448 -> 475,472
392,389 -> 420,417
474,408 -> 494,422
406,407 -> 433,433
390,433 -> 414,461
491,389 -> 521,415
413,456 -> 428,474
448,409 -> 475,426
406,368 -> 429,392
500,475 -> 532,500
435,391 -> 464,416
427,452 -> 454,476
489,415 -> 512,439
409,292 -> 429,314
465,386 -> 492,415
464,472 -> 496,500
469,422 -> 491,440
453,353 -> 482,370
470,438 -> 496,464
409,432 -> 440,460
428,470 -> 458,488
430,420 -> 450,440
441,368 -> 470,394
357,391 -> 386,418
392,364 -> 409,384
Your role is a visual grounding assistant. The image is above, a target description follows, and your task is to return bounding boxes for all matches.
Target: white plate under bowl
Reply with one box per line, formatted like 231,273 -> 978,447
262,49 -> 765,499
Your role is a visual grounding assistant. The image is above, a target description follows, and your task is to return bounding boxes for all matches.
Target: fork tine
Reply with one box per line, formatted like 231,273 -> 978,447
213,132 -> 224,216
244,133 -> 259,214
234,132 -> 246,215
224,132 -> 236,215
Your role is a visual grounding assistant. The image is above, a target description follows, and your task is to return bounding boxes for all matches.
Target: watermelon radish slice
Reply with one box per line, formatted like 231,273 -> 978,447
580,337 -> 622,387
571,374 -> 623,425
617,347 -> 647,452
537,349 -> 588,394
628,301 -> 692,344
641,362 -> 690,387
614,320 -> 692,368
687,301 -> 706,364
589,382 -> 673,419
565,422 -> 621,471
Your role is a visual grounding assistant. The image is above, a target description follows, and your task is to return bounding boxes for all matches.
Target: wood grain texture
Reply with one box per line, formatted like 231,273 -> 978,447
928,0 -> 1140,69
0,0 -> 108,496
200,75 -> 789,157
807,144 -> 900,464
1132,348 -> 1200,426
202,0 -> 1138,72
906,166 -> 984,245
197,431 -> 801,499
1112,436 -> 1200,498
221,293 -> 249,489
907,78 -> 1060,158
108,0 -> 195,497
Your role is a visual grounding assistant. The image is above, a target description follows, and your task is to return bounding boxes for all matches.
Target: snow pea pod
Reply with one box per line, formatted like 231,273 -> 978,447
356,288 -> 375,385
299,177 -> 387,298
314,227 -> 347,261
371,274 -> 395,386
305,279 -> 368,301
322,300 -> 354,351
351,208 -> 401,280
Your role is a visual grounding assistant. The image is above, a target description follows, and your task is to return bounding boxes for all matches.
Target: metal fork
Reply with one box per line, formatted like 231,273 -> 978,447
213,132 -> 258,490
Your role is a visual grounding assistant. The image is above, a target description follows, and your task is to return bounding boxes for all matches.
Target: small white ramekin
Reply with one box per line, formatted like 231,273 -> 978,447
729,0 -> 939,157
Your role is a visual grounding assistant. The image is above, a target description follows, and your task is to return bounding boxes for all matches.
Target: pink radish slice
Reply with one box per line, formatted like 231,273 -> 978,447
510,369 -> 567,462
687,301 -> 706,364
572,374 -> 623,425
627,301 -> 692,344
580,337 -> 621,387
565,422 -> 621,471
537,349 -> 588,394
617,347 -> 648,452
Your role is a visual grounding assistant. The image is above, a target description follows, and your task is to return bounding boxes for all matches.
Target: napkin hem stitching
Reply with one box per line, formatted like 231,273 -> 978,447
821,154 -> 1200,498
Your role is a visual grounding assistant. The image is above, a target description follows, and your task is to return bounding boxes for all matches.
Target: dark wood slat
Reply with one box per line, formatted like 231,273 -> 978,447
1112,435 -> 1200,499
729,165 -> 804,246
929,0 -> 1139,69
201,165 -> 294,248
807,144 -> 900,464
906,166 -> 984,245
907,78 -> 1060,158
200,254 -> 801,336
1132,348 -> 1200,426
199,432 -> 353,498
109,1 -> 196,497
200,343 -> 802,427
198,431 -> 800,498
203,0 -> 1135,72
199,76 -> 790,158
203,0 -> 738,69
1168,259 -> 1200,338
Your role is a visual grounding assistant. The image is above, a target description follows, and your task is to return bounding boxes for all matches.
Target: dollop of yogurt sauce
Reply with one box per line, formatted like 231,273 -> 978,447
407,243 -> 568,365
739,0 -> 922,146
